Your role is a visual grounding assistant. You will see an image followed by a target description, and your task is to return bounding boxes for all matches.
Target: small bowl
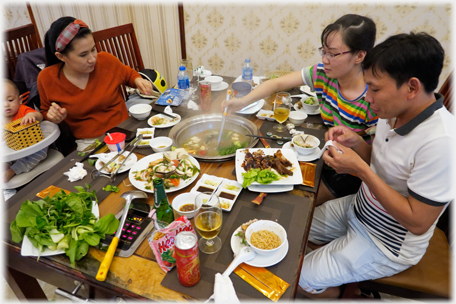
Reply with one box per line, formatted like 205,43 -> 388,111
245,220 -> 287,256
232,81 -> 252,98
149,136 -> 173,152
301,96 -> 319,113
288,111 -> 308,125
205,76 -> 223,89
172,192 -> 198,219
129,104 -> 152,120
292,134 -> 320,155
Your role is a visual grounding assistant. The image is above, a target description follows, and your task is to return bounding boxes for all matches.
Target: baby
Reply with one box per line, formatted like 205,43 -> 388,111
3,79 -> 48,183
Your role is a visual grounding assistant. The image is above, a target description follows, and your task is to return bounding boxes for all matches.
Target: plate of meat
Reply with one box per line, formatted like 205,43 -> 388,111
235,148 -> 303,186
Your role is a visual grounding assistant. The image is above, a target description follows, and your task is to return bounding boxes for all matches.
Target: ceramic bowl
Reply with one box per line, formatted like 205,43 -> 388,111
172,192 -> 198,219
129,104 -> 152,120
292,134 -> 320,155
288,111 -> 308,125
301,96 -> 319,113
205,76 -> 223,89
149,136 -> 173,153
245,220 -> 287,256
232,81 -> 252,98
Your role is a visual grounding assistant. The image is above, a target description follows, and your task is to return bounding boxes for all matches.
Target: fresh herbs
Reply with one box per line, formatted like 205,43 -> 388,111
102,185 -> 120,193
10,185 -> 119,267
241,168 -> 280,188
235,231 -> 247,245
218,142 -> 248,156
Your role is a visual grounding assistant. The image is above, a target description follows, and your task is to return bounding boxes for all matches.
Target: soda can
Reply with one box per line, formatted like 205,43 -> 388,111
200,81 -> 211,113
175,231 -> 200,286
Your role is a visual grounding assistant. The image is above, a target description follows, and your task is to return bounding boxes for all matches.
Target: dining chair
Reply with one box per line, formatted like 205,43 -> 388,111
439,71 -> 453,113
3,23 -> 42,80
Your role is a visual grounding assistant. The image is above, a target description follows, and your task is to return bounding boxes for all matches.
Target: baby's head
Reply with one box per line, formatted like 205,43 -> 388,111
4,79 -> 22,118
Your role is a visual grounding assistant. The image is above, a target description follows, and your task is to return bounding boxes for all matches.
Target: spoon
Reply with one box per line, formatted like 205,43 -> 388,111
216,89 -> 232,149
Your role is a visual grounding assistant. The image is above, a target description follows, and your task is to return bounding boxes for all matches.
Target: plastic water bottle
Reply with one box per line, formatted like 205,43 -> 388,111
177,66 -> 190,91
242,59 -> 253,86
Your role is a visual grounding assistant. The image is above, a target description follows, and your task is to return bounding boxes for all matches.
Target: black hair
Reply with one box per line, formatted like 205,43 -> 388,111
321,14 -> 376,53
5,79 -> 20,96
44,16 -> 92,68
363,32 -> 444,93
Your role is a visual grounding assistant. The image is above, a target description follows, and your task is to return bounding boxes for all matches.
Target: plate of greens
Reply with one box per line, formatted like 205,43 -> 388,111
235,148 -> 303,188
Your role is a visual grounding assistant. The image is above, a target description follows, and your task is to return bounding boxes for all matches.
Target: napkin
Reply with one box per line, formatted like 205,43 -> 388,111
63,162 -> 87,182
317,139 -> 342,159
187,100 -> 199,111
164,105 -> 173,115
214,273 -> 240,304
194,66 -> 211,76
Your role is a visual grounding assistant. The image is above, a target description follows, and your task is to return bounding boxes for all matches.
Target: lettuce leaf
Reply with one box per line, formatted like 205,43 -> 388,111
242,168 -> 280,188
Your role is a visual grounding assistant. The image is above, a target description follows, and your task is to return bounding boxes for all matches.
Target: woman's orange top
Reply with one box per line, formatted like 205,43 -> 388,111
38,52 -> 141,139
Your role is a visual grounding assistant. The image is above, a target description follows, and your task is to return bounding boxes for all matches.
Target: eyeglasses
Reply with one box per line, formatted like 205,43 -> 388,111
318,47 -> 352,59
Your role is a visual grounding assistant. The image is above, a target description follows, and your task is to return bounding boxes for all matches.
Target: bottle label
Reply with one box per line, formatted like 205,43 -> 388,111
242,67 -> 253,81
178,77 -> 189,90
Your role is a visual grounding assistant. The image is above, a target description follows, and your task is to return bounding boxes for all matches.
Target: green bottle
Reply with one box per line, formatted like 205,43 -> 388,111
153,178 -> 174,224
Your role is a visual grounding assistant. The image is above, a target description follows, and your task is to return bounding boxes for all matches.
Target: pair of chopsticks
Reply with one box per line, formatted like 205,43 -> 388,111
252,131 -> 269,204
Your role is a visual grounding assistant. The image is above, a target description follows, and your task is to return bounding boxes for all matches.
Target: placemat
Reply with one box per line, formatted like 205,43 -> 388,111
259,120 -> 326,193
161,190 -> 312,301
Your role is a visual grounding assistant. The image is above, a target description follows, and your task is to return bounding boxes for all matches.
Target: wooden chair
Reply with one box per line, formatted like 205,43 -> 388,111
92,23 -> 144,100
439,71 -> 453,113
3,23 -> 42,80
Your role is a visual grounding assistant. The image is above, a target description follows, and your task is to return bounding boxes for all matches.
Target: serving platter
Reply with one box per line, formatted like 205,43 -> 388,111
147,114 -> 181,128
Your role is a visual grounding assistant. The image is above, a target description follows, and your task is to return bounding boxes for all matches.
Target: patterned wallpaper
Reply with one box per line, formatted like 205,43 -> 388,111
183,3 -> 453,90
2,2 -> 452,89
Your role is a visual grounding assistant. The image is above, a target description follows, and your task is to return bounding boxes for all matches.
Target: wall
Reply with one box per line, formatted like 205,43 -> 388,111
3,2 -> 182,85
183,2 -> 452,90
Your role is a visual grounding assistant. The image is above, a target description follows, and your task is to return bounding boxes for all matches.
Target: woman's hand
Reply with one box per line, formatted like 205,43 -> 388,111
46,102 -> 67,124
135,78 -> 153,95
221,97 -> 250,115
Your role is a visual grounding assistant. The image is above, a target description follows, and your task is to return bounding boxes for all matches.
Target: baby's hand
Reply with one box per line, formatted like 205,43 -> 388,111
20,114 -> 37,125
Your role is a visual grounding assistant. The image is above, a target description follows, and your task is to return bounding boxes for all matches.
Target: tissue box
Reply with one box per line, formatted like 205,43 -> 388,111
3,119 -> 44,150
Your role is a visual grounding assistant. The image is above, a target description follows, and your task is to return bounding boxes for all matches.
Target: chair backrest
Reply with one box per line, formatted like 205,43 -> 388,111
3,23 -> 41,80
439,71 -> 453,113
92,23 -> 144,71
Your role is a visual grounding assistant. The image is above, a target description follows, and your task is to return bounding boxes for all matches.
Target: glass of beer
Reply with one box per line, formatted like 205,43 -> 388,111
273,92 -> 291,132
194,192 -> 223,254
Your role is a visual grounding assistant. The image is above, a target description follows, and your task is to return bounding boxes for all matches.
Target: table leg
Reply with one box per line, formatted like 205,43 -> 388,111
6,267 -> 47,300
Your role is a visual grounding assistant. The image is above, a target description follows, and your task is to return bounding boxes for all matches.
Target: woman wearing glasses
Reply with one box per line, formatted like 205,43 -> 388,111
223,14 -> 378,205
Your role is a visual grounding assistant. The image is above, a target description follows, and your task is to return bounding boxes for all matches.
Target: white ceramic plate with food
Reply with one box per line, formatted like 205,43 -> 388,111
147,114 -> 181,128
293,103 -> 320,115
136,128 -> 155,138
247,184 -> 294,193
216,179 -> 243,212
21,200 -> 99,257
282,142 -> 321,162
93,152 -> 138,174
128,153 -> 200,193
235,148 -> 303,186
256,109 -> 275,121
190,174 -> 224,195
236,99 -> 265,115
230,226 -> 289,267
300,85 -> 316,97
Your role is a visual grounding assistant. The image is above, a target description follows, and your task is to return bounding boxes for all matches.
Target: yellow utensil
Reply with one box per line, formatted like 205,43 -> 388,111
96,191 -> 147,281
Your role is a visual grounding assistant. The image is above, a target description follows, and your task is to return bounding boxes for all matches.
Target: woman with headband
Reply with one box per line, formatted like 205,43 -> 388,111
38,16 -> 153,151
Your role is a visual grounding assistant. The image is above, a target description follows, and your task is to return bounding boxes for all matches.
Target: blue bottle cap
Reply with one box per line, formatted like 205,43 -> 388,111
179,66 -> 186,71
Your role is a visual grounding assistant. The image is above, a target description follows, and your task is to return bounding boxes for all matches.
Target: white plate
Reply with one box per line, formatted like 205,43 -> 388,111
230,226 -> 288,267
94,152 -> 138,174
300,85 -> 316,97
137,139 -> 152,148
236,148 -> 303,186
293,103 -> 320,115
247,184 -> 294,193
190,174 -> 224,195
216,179 -> 243,212
282,142 -> 321,162
236,99 -> 265,115
136,128 -> 155,138
256,109 -> 275,121
21,200 -> 99,257
128,153 -> 200,193
147,114 -> 181,128
211,81 -> 229,91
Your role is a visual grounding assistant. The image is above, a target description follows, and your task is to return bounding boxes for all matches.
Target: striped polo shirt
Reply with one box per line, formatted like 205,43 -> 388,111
302,63 -> 378,140
354,95 -> 454,265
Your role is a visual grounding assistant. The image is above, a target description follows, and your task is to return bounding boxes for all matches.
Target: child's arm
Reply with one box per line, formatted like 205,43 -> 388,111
20,111 -> 44,125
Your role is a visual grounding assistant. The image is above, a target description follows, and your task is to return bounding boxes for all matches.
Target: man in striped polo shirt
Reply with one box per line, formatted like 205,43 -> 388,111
298,32 -> 455,298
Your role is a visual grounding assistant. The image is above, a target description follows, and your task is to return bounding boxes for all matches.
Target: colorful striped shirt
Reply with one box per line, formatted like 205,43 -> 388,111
302,63 -> 378,140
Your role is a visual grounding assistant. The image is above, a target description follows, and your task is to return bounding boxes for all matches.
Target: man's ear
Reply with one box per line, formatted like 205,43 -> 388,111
407,77 -> 421,99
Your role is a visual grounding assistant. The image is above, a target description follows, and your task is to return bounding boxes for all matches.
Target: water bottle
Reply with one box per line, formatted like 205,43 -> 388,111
177,66 -> 190,91
242,59 -> 253,86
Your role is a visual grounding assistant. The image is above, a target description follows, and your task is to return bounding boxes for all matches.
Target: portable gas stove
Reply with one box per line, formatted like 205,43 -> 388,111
99,199 -> 155,257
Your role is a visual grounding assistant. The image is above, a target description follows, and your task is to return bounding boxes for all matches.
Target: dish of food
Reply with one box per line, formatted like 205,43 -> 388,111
294,102 -> 320,115
235,148 -> 303,187
147,113 -> 181,128
129,148 -> 200,193
256,110 -> 275,121
94,152 -> 138,174
136,128 -> 155,138
282,142 -> 321,162
181,129 -> 250,157
215,179 -> 242,212
230,220 -> 288,267
190,174 -> 224,195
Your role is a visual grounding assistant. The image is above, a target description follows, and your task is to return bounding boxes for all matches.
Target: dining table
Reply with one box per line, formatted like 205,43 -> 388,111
4,75 -> 327,301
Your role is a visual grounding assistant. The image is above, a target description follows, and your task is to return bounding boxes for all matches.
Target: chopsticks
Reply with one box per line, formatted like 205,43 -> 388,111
246,134 -> 292,141
252,131 -> 269,204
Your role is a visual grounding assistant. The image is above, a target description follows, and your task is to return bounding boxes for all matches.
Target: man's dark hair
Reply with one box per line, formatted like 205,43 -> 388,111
363,32 -> 444,93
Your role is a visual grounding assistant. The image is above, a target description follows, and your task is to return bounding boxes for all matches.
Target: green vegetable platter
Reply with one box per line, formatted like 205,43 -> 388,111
10,184 -> 119,268
235,148 -> 303,189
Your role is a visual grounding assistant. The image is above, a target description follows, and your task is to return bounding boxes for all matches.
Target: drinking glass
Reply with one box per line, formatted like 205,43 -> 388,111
259,66 -> 271,85
194,192 -> 223,254
181,59 -> 193,82
273,92 -> 291,132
